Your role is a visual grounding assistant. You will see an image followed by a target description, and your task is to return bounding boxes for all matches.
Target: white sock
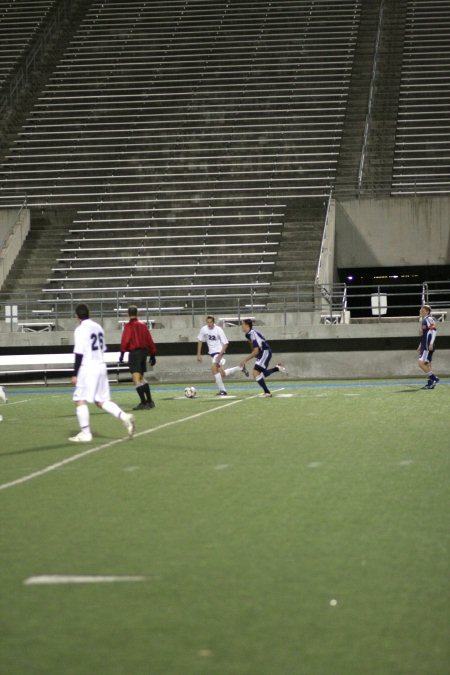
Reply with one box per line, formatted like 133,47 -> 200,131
224,366 -> 240,376
101,400 -> 125,419
76,404 -> 90,434
214,373 -> 225,391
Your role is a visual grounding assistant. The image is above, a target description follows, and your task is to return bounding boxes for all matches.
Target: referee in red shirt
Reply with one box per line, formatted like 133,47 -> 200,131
119,305 -> 157,410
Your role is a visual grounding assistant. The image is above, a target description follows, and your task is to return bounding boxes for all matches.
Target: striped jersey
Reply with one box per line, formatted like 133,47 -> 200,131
420,314 -> 437,349
245,328 -> 271,357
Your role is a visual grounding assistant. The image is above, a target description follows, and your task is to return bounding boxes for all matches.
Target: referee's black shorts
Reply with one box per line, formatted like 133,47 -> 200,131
128,348 -> 148,375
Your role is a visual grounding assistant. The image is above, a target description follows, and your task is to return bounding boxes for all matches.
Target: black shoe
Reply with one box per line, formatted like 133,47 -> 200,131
146,400 -> 156,408
216,390 -> 228,396
133,402 -> 148,410
241,365 -> 250,377
422,383 -> 434,390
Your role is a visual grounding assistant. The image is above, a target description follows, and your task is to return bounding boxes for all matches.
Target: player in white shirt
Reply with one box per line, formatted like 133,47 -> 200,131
69,303 -> 135,442
197,315 -> 249,395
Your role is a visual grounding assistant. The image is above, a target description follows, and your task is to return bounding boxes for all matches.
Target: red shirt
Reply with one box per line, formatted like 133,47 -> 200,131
120,318 -> 157,355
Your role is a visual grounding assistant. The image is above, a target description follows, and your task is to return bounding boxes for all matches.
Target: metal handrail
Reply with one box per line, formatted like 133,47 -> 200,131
0,280 -> 448,329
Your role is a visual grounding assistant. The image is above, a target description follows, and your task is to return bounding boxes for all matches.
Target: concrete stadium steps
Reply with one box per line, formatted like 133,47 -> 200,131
0,209 -> 75,297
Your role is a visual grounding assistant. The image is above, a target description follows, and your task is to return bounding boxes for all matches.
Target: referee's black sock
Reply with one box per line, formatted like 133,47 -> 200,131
136,384 -> 146,404
143,382 -> 153,403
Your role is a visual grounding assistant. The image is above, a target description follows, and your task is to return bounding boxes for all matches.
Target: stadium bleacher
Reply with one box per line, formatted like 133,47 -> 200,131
0,0 -> 362,312
1,0 -> 448,319
392,0 -> 450,195
0,0 -> 57,90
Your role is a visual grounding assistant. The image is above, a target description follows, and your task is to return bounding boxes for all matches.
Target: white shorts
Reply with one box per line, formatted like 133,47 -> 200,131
73,362 -> 110,403
210,353 -> 226,366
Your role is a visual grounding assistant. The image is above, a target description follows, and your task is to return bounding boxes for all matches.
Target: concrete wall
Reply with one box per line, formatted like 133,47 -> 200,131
335,195 -> 450,268
1,313 -> 449,379
0,207 -> 30,289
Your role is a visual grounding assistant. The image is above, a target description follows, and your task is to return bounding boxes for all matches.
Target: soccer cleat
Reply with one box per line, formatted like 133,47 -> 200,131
422,383 -> 434,390
69,431 -> 93,443
0,386 -> 7,403
260,392 -> 272,398
216,390 -> 228,396
122,413 -> 136,438
276,363 -> 287,374
147,399 -> 156,408
428,377 -> 440,389
133,402 -> 148,410
241,365 -> 250,377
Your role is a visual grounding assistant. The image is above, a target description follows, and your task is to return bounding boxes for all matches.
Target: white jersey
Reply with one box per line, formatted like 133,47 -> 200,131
73,318 -> 107,363
197,324 -> 229,355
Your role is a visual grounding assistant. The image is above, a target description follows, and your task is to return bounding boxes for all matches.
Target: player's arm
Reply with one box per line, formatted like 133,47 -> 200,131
239,341 -> 259,368
197,340 -> 203,362
119,323 -> 130,362
428,326 -> 437,351
145,326 -> 157,365
71,353 -> 83,385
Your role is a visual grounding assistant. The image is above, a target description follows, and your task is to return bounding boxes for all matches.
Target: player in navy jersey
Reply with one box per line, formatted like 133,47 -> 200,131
418,304 -> 439,389
239,319 -> 286,397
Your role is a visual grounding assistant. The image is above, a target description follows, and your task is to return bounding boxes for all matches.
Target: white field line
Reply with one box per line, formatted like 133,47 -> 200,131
0,388 -> 284,493
24,575 -> 147,585
2,399 -> 30,406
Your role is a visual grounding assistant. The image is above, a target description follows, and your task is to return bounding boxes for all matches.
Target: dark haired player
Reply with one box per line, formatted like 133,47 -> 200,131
197,315 -> 249,396
70,303 -> 135,442
239,319 -> 286,397
119,304 -> 157,410
418,305 -> 439,389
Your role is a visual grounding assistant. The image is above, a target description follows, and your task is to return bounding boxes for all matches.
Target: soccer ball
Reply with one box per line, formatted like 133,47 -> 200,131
184,386 -> 197,398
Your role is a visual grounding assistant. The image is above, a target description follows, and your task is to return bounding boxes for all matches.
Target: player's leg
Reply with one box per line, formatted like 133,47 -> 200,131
419,352 -> 434,388
224,364 -> 249,377
211,356 -> 227,395
253,358 -> 271,397
258,350 -> 278,380
140,350 -> 155,408
133,351 -> 155,409
130,350 -> 148,408
70,366 -> 93,441
422,350 -> 439,388
95,366 -> 135,437
70,400 -> 93,442
131,371 -> 147,408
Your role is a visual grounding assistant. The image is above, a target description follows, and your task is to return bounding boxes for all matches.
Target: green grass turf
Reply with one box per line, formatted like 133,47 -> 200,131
0,380 -> 449,675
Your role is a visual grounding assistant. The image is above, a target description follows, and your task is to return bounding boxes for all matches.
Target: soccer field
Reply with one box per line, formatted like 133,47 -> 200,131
0,380 -> 448,675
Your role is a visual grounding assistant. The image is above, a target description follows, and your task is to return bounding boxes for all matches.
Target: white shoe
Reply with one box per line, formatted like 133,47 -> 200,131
69,431 -> 93,443
277,363 -> 287,374
260,392 -> 272,398
122,413 -> 135,438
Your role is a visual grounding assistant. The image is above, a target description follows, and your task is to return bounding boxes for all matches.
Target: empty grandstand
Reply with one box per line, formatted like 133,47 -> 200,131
0,0 -> 449,320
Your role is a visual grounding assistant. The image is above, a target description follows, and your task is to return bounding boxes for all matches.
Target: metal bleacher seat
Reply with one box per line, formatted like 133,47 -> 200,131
0,0 -> 57,89
392,0 -> 450,195
0,0 -> 362,310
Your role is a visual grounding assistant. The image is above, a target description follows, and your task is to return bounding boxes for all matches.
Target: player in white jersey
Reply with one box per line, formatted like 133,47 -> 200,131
197,315 -> 249,395
69,303 -> 135,442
